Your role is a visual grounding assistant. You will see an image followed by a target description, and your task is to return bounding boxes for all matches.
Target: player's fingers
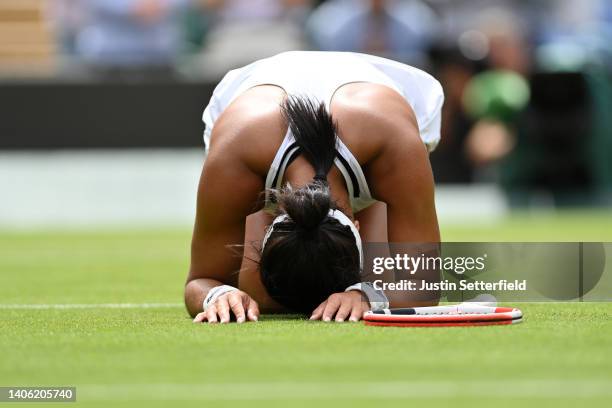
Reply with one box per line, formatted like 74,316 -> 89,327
228,293 -> 246,323
310,301 -> 327,320
322,295 -> 342,322
193,312 -> 207,323
349,304 -> 364,322
335,300 -> 353,322
216,298 -> 231,324
246,298 -> 259,322
205,306 -> 218,324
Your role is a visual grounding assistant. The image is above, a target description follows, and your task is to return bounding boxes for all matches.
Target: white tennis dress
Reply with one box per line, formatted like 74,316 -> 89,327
202,51 -> 444,213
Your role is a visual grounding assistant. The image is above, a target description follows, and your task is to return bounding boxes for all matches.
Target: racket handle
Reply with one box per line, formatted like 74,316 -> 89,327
371,308 -> 416,315
371,306 -> 461,315
370,304 -> 499,315
371,306 -> 462,315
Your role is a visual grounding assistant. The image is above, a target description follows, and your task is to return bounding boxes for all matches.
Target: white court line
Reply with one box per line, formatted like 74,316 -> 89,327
0,303 -> 183,310
1,302 -> 606,310
78,380 -> 612,400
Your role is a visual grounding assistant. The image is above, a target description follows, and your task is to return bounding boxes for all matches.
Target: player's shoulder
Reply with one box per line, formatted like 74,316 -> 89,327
331,83 -> 423,160
208,86 -> 287,175
333,83 -> 419,131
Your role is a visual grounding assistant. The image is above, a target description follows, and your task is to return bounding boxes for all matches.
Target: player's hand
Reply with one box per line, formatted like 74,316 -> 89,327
193,290 -> 259,324
310,291 -> 369,322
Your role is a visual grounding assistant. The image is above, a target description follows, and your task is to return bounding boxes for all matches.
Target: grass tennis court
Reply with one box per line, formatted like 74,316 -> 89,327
1,211 -> 612,407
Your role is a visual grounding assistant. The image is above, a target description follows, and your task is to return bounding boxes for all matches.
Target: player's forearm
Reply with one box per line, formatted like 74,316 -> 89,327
184,278 -> 225,317
382,241 -> 442,308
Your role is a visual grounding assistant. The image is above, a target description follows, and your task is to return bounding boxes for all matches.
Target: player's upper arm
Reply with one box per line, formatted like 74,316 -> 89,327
377,132 -> 439,243
188,92 -> 284,285
361,99 -> 440,243
188,146 -> 263,286
332,84 -> 439,243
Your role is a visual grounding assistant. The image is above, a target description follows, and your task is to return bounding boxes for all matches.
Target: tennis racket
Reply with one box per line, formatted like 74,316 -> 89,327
363,303 -> 523,327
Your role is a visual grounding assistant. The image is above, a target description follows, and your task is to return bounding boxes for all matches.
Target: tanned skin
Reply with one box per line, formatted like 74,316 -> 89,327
185,83 -> 440,323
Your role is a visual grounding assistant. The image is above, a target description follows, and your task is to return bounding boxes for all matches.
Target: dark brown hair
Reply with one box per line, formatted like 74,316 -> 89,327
259,96 -> 361,313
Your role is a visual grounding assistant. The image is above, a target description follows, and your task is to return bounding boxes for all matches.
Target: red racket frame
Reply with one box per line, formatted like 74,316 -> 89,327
363,306 -> 523,327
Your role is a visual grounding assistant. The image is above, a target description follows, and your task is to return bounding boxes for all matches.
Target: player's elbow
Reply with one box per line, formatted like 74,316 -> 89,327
184,278 -> 202,318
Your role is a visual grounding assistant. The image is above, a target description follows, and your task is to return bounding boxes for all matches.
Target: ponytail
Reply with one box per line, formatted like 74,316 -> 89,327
275,95 -> 339,232
281,96 -> 337,183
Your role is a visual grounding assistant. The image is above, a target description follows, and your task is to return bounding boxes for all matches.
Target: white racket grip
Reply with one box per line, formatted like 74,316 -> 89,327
411,305 -> 459,315
411,304 -> 495,315
457,303 -> 497,314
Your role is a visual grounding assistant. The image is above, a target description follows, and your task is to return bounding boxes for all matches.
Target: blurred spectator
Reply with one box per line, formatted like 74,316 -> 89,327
76,0 -> 191,79
203,0 -> 309,22
428,4 -> 534,182
48,0 -> 86,56
458,9 -> 531,178
477,9 -> 531,74
428,49 -> 479,183
535,0 -> 612,70
189,0 -> 311,78
307,0 -> 436,65
431,4 -> 532,74
428,0 -> 535,44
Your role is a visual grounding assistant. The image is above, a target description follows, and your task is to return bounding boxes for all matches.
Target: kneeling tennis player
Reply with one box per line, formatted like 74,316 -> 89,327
185,51 -> 444,323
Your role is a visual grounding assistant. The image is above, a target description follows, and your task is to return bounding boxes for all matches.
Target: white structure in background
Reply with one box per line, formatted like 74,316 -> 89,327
0,150 -> 203,229
0,150 -> 508,229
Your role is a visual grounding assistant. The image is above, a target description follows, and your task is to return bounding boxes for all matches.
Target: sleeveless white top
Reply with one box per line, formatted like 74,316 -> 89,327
202,51 -> 444,213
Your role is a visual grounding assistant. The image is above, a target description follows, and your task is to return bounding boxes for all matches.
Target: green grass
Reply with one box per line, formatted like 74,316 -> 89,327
1,211 -> 612,407
442,210 -> 612,241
